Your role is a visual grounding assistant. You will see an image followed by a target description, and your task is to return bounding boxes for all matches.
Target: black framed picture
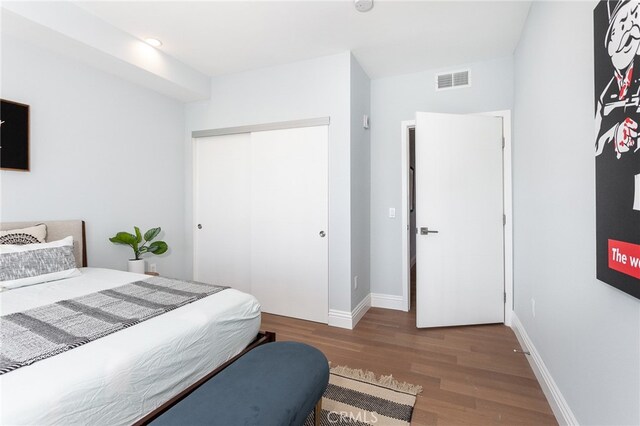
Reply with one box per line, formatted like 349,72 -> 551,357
0,99 -> 30,171
594,1 -> 640,299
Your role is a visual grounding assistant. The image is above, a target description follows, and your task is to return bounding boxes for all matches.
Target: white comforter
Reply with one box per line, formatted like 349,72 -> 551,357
0,268 -> 261,425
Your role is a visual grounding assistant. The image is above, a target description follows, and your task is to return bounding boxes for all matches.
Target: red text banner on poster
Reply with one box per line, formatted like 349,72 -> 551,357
608,239 -> 640,279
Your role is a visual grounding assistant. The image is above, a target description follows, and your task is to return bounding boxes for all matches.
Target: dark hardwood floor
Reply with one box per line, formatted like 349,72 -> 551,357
261,268 -> 557,425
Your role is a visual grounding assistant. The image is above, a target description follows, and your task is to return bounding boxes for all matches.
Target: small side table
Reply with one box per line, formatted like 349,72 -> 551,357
145,272 -> 160,276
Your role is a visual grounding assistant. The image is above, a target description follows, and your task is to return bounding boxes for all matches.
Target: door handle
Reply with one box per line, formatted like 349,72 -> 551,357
419,227 -> 438,235
197,224 -> 203,229
319,231 -> 326,238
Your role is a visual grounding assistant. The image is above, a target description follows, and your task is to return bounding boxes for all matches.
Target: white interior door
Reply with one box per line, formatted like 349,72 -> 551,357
415,112 -> 504,328
193,126 -> 328,324
194,133 -> 252,294
250,126 -> 328,323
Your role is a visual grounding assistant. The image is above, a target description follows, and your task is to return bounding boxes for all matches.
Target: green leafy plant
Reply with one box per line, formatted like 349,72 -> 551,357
109,227 -> 168,260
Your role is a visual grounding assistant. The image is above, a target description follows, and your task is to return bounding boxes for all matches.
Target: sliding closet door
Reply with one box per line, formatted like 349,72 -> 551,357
194,133 -> 251,294
250,126 -> 328,323
194,125 -> 328,323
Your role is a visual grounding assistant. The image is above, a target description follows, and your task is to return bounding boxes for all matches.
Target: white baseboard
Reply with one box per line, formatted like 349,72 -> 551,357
328,294 -> 371,330
352,294 -> 371,327
370,293 -> 405,311
510,313 -> 578,425
327,309 -> 352,329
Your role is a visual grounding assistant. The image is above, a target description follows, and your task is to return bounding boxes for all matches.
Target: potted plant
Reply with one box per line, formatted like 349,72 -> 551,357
109,226 -> 168,274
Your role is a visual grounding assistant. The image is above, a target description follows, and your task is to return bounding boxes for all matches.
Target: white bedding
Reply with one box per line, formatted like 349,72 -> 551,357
0,267 -> 261,425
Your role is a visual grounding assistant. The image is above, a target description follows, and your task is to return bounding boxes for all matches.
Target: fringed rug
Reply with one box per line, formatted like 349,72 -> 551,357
304,365 -> 422,425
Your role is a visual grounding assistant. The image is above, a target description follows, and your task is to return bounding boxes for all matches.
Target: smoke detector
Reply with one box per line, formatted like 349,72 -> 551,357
355,0 -> 373,13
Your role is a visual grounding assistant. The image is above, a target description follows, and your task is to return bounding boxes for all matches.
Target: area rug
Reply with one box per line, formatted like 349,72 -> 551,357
304,365 -> 422,425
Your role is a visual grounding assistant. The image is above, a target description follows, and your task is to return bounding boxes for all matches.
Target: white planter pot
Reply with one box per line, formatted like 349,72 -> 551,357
128,259 -> 145,274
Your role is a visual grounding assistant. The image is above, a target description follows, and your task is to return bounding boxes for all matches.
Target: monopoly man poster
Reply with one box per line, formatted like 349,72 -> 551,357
594,0 -> 640,299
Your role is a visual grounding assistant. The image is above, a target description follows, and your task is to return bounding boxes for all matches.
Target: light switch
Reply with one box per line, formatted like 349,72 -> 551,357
389,208 -> 396,218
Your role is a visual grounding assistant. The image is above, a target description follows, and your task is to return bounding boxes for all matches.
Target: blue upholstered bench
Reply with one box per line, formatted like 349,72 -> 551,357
150,341 -> 329,426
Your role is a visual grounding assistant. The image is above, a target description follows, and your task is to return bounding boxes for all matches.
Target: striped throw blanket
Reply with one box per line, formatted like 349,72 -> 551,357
0,276 -> 228,375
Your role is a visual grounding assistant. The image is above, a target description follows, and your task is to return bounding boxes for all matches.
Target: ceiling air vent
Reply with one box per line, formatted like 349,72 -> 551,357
436,69 -> 471,91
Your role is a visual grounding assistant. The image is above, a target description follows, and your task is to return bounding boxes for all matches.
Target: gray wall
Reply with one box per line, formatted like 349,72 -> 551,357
370,56 -> 514,298
513,2 -> 640,424
350,54 -> 371,310
0,36 -> 187,277
184,52 -> 354,313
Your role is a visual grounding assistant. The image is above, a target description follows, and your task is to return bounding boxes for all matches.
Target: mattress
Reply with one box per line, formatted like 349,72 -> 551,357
0,267 -> 261,425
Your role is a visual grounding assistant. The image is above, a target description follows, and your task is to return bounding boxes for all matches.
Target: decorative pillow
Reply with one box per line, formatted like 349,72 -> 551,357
0,236 -> 81,290
0,224 -> 47,245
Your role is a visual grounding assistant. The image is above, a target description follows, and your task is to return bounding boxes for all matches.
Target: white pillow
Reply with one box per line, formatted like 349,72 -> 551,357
0,236 -> 81,290
0,224 -> 47,245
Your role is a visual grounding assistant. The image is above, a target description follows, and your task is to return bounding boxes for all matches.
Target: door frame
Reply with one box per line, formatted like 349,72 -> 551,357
400,110 -> 513,325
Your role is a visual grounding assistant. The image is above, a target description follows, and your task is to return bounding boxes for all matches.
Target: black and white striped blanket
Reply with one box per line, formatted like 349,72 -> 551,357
0,276 -> 228,375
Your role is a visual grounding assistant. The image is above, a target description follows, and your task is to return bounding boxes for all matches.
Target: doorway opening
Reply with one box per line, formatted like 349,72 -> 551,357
400,121 -> 415,312
409,127 -> 416,311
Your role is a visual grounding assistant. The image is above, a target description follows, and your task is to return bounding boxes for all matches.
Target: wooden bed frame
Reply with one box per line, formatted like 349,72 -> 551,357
1,219 -> 276,425
134,331 -> 277,425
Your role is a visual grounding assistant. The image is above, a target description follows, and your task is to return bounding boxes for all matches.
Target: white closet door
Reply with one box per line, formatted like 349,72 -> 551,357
250,126 -> 328,323
194,133 -> 251,294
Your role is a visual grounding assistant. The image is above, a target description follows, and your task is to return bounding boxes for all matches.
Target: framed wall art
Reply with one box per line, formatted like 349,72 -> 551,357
594,0 -> 640,299
0,99 -> 30,171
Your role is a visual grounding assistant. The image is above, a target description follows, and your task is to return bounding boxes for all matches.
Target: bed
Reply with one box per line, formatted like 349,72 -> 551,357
0,220 -> 267,425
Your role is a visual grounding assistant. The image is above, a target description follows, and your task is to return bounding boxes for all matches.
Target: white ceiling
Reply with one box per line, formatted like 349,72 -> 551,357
75,1 -> 531,79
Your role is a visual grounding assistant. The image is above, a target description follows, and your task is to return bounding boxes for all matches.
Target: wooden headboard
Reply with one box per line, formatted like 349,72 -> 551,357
0,220 -> 87,267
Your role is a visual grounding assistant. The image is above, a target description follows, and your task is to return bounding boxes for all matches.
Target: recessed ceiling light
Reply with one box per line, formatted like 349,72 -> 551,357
145,38 -> 162,47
